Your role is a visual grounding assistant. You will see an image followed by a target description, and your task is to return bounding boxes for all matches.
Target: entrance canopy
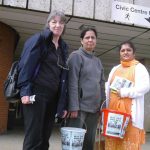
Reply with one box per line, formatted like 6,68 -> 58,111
1,7 -> 150,74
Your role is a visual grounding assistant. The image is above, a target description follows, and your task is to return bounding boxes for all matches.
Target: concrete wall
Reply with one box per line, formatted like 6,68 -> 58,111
4,0 -> 26,8
1,0 -> 150,27
1,0 -> 149,21
51,0 -> 73,15
28,0 -> 50,12
95,0 -> 112,21
74,0 -> 94,18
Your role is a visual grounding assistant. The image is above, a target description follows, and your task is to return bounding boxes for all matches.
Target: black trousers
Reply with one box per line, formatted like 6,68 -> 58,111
22,92 -> 58,150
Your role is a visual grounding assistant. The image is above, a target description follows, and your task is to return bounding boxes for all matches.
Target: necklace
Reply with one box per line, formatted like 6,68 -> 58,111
52,40 -> 59,49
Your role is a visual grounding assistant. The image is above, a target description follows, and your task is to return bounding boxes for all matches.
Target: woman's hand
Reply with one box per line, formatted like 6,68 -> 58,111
21,96 -> 31,104
68,111 -> 78,118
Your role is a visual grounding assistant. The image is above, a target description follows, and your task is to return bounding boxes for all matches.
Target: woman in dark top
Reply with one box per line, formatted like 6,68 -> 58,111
18,10 -> 68,150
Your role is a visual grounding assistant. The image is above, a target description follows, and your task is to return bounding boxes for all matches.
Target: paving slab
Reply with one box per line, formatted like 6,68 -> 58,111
0,126 -> 150,150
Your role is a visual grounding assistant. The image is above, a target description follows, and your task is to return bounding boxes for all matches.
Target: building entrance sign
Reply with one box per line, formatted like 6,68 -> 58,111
111,0 -> 150,28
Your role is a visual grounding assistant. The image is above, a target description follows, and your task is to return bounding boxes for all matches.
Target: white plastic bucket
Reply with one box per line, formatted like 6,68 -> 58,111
61,127 -> 86,150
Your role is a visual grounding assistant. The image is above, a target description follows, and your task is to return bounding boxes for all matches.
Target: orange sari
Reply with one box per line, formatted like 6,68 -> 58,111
105,60 -> 145,150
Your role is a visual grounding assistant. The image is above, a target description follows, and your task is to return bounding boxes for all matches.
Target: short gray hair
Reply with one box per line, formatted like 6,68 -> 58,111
45,10 -> 67,29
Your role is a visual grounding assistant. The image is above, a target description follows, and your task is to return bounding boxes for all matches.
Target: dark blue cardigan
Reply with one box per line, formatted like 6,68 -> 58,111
17,28 -> 69,117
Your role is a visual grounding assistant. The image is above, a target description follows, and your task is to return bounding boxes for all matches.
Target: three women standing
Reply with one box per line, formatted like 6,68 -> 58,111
18,9 -> 150,150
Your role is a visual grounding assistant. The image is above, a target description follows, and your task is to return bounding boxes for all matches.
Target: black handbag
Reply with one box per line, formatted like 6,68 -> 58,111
3,31 -> 49,103
3,61 -> 20,102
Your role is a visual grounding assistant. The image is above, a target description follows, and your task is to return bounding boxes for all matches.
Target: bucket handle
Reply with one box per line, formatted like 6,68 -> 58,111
61,116 -> 87,131
100,100 -> 107,111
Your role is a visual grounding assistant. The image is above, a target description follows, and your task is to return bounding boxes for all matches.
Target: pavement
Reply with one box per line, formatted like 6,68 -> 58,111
0,125 -> 150,150
0,126 -> 61,150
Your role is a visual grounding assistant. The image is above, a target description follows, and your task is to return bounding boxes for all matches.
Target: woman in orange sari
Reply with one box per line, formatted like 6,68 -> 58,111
105,41 -> 150,150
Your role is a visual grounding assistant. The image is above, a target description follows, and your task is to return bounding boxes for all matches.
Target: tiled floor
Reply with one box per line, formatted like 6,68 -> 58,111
0,126 -> 150,150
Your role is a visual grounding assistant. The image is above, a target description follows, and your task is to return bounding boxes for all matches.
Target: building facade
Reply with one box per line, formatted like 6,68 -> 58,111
0,0 -> 150,133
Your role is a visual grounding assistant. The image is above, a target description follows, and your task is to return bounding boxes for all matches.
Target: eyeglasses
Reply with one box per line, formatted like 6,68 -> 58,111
57,55 -> 69,70
51,20 -> 65,26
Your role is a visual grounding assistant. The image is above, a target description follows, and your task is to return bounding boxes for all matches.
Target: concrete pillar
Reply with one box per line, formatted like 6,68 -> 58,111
143,59 -> 150,132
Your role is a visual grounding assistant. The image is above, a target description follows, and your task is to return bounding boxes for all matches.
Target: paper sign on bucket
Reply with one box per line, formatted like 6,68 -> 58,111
61,127 -> 86,150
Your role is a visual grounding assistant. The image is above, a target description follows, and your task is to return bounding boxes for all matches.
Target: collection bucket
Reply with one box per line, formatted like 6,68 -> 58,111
60,127 -> 86,150
101,108 -> 131,139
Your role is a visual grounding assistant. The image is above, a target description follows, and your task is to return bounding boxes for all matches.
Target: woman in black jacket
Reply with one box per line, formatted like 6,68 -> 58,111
18,10 -> 68,150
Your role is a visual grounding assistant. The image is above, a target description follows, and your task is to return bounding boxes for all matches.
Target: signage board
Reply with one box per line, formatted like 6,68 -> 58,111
111,0 -> 150,28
